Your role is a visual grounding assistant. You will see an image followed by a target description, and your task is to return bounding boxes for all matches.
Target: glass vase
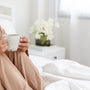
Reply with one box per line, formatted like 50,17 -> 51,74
35,36 -> 51,46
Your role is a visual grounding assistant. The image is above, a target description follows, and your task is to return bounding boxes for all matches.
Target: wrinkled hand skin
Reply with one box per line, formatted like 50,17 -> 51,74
18,36 -> 30,52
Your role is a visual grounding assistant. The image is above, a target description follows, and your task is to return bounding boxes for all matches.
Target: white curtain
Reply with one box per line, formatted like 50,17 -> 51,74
59,0 -> 90,17
37,0 -> 57,19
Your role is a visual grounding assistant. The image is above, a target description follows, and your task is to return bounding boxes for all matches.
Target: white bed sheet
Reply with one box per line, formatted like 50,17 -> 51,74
29,55 -> 90,90
42,72 -> 90,90
29,55 -> 52,73
43,60 -> 90,80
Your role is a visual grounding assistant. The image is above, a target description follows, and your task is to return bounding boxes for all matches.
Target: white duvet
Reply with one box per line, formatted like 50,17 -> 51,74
42,72 -> 90,90
29,55 -> 90,90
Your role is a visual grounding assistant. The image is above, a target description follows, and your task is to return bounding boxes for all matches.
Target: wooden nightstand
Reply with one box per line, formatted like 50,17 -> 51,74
29,45 -> 65,60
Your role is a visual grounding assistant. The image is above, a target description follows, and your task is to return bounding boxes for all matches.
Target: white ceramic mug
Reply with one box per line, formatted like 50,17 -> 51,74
4,34 -> 20,51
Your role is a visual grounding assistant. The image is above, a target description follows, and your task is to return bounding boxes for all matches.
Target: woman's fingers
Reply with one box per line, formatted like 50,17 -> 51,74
1,43 -> 8,48
18,43 -> 29,51
18,46 -> 27,51
18,36 -> 30,52
19,43 -> 29,47
18,42 -> 29,52
0,43 -> 8,53
18,45 -> 28,52
0,26 -> 1,30
0,27 -> 7,54
2,39 -> 7,44
20,37 -> 30,43
2,45 -> 8,52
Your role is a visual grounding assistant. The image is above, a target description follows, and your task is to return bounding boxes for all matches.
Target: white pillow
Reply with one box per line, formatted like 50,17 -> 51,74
0,20 -> 16,34
43,60 -> 90,80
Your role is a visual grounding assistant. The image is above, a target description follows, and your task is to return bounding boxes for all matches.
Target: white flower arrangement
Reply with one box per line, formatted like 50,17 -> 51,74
30,18 -> 60,41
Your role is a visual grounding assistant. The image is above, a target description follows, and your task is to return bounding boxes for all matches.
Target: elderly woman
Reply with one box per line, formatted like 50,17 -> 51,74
0,26 -> 44,90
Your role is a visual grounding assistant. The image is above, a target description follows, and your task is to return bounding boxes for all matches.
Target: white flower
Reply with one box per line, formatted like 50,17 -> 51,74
30,18 -> 60,40
35,33 -> 41,39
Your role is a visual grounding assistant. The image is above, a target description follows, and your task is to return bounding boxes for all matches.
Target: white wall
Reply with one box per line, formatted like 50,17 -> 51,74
15,0 -> 31,36
58,17 -> 90,66
1,0 -> 32,37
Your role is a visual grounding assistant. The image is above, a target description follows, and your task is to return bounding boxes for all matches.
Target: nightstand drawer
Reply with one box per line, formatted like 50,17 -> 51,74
44,50 -> 65,60
29,45 -> 65,60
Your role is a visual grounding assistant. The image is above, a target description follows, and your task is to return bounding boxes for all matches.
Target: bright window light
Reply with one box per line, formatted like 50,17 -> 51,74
59,0 -> 90,16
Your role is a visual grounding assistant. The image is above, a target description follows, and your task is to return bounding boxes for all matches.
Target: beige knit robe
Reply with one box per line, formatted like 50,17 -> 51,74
0,29 -> 44,90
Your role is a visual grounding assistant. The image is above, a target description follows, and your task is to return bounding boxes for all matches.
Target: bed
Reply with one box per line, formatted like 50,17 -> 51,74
30,55 -> 90,90
1,3 -> 90,90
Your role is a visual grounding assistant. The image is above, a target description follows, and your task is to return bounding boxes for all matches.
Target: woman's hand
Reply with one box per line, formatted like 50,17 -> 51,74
18,36 -> 30,52
0,36 -> 8,54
